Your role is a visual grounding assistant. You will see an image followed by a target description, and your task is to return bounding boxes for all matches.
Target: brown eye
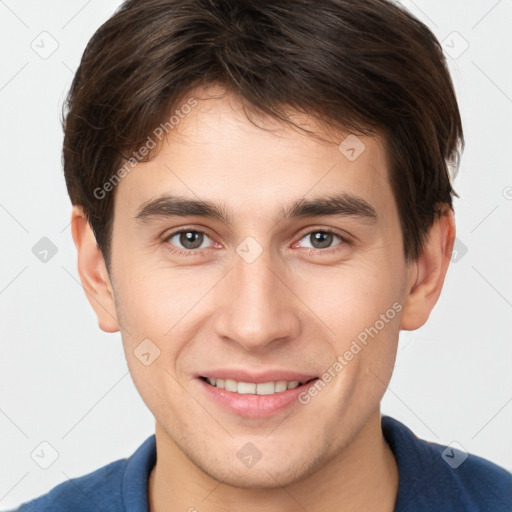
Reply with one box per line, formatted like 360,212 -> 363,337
310,232 -> 334,249
167,230 -> 210,250
299,231 -> 342,250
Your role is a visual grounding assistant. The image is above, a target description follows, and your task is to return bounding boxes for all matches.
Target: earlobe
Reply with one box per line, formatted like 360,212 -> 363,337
400,206 -> 456,331
70,206 -> 120,333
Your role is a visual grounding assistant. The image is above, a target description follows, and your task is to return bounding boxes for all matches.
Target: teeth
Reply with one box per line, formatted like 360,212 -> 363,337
275,380 -> 288,392
255,382 -> 274,395
205,377 -> 306,395
225,379 -> 238,392
238,382 -> 256,394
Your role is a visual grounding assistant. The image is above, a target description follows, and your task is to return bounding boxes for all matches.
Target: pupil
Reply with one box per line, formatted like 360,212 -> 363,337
180,231 -> 203,249
311,232 -> 332,249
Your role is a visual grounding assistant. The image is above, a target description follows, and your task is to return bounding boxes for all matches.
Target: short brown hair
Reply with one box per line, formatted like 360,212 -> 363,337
62,0 -> 464,271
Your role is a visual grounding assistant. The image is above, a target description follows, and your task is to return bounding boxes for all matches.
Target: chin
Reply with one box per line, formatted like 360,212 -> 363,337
205,462 -> 310,489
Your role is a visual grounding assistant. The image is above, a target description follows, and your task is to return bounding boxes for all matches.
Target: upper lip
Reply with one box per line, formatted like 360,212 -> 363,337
198,369 -> 318,384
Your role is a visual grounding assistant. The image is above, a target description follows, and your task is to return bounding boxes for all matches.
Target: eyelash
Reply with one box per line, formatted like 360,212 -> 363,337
161,227 -> 214,257
293,228 -> 350,254
161,227 -> 351,257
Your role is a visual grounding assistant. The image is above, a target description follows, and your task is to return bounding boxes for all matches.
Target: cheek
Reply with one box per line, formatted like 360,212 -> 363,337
111,261 -> 225,408
290,259 -> 404,400
112,267 -> 199,426
293,259 -> 404,334
112,260 -> 216,339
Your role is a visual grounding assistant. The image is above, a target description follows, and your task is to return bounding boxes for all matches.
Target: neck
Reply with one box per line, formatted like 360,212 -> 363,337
148,410 -> 398,512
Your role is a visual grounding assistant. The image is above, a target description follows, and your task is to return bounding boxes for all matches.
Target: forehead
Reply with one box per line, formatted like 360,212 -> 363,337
114,86 -> 394,222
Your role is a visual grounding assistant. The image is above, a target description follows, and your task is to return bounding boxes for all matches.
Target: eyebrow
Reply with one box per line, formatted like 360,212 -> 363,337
282,194 -> 377,223
134,193 -> 378,225
135,196 -> 229,223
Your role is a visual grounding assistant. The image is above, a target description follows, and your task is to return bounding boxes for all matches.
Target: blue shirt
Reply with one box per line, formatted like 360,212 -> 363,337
15,416 -> 512,511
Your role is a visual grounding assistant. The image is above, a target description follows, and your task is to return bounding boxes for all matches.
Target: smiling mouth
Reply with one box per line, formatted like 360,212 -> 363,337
199,376 -> 318,395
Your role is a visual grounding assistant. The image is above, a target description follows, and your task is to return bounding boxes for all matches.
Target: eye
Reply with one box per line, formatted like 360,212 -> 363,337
166,230 -> 214,250
297,230 -> 344,250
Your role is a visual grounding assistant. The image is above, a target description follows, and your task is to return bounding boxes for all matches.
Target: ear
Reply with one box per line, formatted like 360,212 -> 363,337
400,205 -> 456,330
70,206 -> 120,333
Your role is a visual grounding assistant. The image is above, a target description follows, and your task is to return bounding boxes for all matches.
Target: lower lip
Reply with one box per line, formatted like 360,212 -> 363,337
197,378 -> 318,418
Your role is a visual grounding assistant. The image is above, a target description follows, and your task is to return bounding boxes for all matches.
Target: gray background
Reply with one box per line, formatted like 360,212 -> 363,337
1,0 -> 511,508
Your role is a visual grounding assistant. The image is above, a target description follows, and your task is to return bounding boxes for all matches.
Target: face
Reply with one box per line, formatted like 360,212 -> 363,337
106,85 -> 414,487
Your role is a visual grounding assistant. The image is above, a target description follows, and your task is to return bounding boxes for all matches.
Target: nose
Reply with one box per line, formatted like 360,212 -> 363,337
213,248 -> 301,351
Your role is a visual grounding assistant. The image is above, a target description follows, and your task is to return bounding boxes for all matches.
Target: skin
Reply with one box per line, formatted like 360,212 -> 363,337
71,84 -> 455,512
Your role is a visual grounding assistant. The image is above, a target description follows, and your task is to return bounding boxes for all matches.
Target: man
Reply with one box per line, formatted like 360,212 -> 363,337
16,0 -> 512,510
